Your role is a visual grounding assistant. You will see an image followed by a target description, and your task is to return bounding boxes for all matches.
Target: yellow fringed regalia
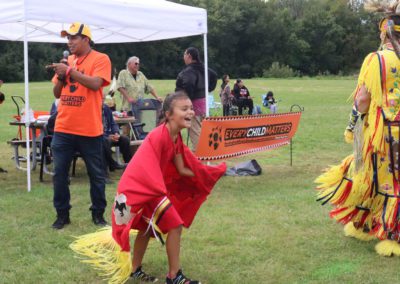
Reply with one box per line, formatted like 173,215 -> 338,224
316,45 -> 400,244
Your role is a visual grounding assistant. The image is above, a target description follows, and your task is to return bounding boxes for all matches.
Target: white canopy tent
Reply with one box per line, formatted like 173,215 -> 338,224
0,0 -> 210,191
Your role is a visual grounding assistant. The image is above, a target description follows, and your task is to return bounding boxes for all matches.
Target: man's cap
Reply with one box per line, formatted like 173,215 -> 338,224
61,22 -> 92,40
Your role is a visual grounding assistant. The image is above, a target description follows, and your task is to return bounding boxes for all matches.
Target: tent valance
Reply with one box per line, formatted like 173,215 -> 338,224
0,0 -> 207,43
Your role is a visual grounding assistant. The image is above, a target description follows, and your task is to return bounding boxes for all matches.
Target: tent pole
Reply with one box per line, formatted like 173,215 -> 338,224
203,33 -> 210,165
23,15 -> 31,192
203,33 -> 209,117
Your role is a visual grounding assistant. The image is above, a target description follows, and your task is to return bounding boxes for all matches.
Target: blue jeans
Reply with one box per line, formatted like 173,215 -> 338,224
51,132 -> 106,212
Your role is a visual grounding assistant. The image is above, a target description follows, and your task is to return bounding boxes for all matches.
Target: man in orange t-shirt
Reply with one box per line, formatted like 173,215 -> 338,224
48,22 -> 111,229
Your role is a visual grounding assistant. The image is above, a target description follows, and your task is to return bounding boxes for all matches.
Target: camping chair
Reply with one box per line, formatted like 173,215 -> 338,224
207,94 -> 222,112
132,99 -> 162,140
228,95 -> 239,116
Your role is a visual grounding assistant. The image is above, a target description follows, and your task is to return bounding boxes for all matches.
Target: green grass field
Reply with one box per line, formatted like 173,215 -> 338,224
1,78 -> 400,284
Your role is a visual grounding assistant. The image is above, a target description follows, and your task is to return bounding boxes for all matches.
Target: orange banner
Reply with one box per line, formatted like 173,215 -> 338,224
195,112 -> 302,161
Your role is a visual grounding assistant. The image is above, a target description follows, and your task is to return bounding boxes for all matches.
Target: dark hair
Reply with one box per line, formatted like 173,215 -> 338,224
236,79 -> 242,84
221,74 -> 229,89
267,91 -> 274,97
390,15 -> 400,37
391,15 -> 400,26
159,91 -> 190,123
185,47 -> 201,62
0,92 -> 4,104
89,38 -> 95,47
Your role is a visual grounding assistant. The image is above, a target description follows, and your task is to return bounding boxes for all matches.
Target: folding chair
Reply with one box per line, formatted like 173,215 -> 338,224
132,99 -> 162,139
228,93 -> 239,116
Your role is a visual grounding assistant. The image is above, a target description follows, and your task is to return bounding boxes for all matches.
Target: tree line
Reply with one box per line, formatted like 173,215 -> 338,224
0,0 -> 380,82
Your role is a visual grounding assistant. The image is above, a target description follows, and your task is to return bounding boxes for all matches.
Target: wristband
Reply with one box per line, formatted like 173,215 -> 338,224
346,105 -> 365,132
66,66 -> 72,77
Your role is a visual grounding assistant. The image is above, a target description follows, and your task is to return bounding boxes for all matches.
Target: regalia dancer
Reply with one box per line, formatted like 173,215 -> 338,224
70,92 -> 226,283
316,0 -> 400,256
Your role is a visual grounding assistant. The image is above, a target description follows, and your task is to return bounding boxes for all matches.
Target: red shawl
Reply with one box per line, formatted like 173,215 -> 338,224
112,124 -> 226,252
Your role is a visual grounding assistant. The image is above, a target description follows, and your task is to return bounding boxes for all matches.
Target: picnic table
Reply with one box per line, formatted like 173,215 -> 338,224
114,116 -> 142,142
8,120 -> 47,171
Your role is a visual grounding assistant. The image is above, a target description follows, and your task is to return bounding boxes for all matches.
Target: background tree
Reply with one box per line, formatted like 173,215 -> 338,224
0,0 -> 381,82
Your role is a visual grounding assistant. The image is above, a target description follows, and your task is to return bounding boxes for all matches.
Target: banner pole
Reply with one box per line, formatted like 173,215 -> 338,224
289,104 -> 304,166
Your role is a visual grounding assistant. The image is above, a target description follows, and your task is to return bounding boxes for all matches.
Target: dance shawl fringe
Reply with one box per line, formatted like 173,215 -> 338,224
315,51 -> 399,239
375,240 -> 400,256
343,222 -> 375,241
70,227 -> 136,284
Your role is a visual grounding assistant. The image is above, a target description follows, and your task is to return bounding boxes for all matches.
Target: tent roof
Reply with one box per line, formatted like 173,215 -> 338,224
0,0 -> 207,43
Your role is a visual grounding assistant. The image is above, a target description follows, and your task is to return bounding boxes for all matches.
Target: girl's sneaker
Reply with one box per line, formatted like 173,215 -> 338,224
165,269 -> 201,284
130,266 -> 158,282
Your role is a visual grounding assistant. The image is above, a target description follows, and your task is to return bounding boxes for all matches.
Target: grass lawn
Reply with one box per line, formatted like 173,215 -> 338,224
1,78 -> 400,283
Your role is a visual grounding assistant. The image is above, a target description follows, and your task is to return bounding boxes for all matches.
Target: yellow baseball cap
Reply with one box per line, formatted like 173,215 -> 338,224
61,22 -> 92,40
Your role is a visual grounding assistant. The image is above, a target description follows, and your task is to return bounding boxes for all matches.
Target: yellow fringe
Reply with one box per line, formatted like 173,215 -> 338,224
70,226 -> 137,284
315,155 -> 372,208
343,222 -> 375,241
332,207 -> 354,221
315,155 -> 353,199
361,52 -> 384,153
375,240 -> 400,256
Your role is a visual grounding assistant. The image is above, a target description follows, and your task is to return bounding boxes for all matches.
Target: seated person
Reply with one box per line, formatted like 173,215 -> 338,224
46,99 -> 60,136
104,89 -> 117,112
264,91 -> 277,114
50,98 -> 60,115
102,104 -> 132,172
233,79 -> 253,115
105,73 -> 117,112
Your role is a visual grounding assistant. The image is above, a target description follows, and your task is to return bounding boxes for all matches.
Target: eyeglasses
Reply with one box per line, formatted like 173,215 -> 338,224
134,62 -> 140,66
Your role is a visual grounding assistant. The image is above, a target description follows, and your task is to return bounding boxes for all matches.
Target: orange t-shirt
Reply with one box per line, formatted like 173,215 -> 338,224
54,50 -> 111,136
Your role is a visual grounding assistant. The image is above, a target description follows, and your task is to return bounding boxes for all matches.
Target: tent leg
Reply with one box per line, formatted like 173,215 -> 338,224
23,23 -> 31,192
203,33 -> 209,117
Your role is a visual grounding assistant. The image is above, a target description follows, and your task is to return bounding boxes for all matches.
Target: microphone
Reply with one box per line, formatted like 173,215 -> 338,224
61,50 -> 69,65
63,50 -> 70,59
